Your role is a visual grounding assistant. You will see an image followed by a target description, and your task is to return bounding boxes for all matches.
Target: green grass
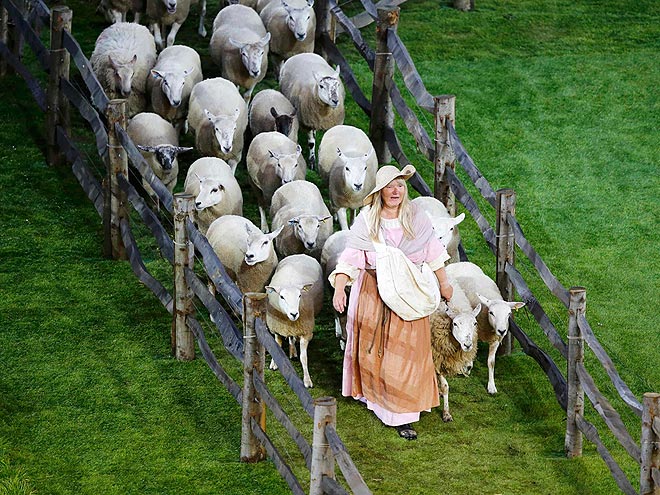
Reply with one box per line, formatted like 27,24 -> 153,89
1,0 -> 658,494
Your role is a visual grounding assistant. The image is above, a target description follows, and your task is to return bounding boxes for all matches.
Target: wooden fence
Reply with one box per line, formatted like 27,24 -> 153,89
1,0 -> 658,493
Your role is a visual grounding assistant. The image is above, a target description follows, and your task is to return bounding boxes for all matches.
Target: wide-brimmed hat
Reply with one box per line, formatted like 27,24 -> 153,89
362,164 -> 416,206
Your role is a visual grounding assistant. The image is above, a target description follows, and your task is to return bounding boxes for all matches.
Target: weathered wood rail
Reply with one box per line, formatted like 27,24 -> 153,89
1,0 -> 657,493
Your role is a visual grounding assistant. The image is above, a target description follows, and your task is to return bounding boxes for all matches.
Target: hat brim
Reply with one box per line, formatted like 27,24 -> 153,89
362,164 -> 416,206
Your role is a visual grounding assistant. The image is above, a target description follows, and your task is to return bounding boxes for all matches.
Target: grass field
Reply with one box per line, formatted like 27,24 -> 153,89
0,0 -> 658,494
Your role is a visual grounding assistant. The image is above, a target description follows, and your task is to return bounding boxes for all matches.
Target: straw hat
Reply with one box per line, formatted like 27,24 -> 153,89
362,164 -> 416,206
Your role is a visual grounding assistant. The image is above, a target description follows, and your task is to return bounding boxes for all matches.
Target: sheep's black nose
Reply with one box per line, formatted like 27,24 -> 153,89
353,183 -> 362,191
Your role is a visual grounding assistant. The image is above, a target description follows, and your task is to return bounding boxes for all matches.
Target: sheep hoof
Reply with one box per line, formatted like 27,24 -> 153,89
442,411 -> 453,422
304,378 -> 313,388
269,361 -> 278,371
488,385 -> 498,395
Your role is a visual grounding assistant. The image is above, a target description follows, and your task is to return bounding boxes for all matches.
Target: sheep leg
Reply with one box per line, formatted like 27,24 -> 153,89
228,158 -> 238,175
166,22 -> 183,48
243,85 -> 255,104
307,130 -> 317,170
269,334 -> 283,371
151,23 -> 164,51
133,12 -> 141,23
299,333 -> 313,388
197,0 -> 207,38
439,374 -> 453,422
487,339 -> 500,394
337,207 -> 349,231
334,313 -> 346,350
110,9 -> 122,23
258,205 -> 269,233
288,336 -> 297,359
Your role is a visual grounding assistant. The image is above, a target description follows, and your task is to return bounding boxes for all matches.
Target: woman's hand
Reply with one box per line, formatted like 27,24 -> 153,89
440,283 -> 453,302
333,288 -> 347,313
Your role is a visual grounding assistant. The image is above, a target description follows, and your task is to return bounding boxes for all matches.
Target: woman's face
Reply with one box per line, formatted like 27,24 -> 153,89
380,179 -> 406,209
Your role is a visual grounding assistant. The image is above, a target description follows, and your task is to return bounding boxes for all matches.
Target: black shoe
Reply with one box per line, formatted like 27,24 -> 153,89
394,423 -> 417,440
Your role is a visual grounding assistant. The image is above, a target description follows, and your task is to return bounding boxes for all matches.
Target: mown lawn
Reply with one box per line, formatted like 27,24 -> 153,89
0,0 -> 658,494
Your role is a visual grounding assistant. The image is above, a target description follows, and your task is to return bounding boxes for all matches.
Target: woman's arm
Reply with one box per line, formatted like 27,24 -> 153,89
434,266 -> 453,301
332,273 -> 350,313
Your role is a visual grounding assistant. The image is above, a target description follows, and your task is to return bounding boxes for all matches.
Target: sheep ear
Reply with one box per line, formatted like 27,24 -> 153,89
233,107 -> 241,120
288,217 -> 299,226
183,67 -> 194,76
270,107 -> 279,118
301,283 -> 313,292
195,173 -> 204,182
319,215 -> 332,223
336,146 -> 343,157
245,223 -> 253,235
228,37 -> 243,49
509,301 -> 526,310
290,107 -> 297,116
476,293 -> 491,307
452,212 -> 466,225
175,146 -> 194,154
204,109 -> 215,121
137,144 -> 156,153
295,144 -> 302,157
471,303 -> 482,318
365,147 -> 375,159
130,54 -> 138,65
268,225 -> 285,239
333,64 -> 341,77
312,71 -> 321,83
108,54 -> 118,69
265,285 -> 276,294
151,69 -> 164,80
306,0 -> 314,6
261,32 -> 271,45
446,305 -> 458,319
268,149 -> 280,160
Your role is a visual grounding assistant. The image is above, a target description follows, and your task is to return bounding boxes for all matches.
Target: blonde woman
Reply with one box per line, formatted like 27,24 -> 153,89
330,165 -> 453,440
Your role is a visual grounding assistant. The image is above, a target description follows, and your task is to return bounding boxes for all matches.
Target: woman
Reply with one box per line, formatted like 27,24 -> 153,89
330,164 -> 454,440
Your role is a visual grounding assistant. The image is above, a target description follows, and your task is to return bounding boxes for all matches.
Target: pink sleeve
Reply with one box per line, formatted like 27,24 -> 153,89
337,247 -> 366,269
426,236 -> 450,265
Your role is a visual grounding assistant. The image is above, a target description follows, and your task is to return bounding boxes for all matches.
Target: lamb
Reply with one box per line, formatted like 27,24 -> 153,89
98,0 -> 145,23
279,52 -> 345,168
186,77 -> 249,173
429,282 -> 481,422
127,112 -> 192,205
147,44 -> 203,133
248,89 -> 299,142
260,0 -> 315,73
269,180 -> 333,260
320,229 -> 350,348
265,253 -> 324,388
445,262 -> 525,395
317,125 -> 377,230
145,0 -> 192,50
90,22 -> 157,117
206,215 -> 283,294
210,5 -> 271,102
183,157 -> 243,234
411,196 -> 465,263
246,131 -> 306,232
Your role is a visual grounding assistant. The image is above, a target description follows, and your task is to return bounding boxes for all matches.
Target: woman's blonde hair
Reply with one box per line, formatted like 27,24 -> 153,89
366,179 -> 415,240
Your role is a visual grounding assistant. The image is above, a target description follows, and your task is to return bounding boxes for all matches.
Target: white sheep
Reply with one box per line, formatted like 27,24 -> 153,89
255,0 -> 275,11
145,0 -> 192,50
279,52 -> 345,168
430,282 -> 481,422
90,22 -> 157,117
317,125 -> 377,231
210,5 -> 271,102
224,0 -> 258,7
249,89 -> 299,142
127,112 -> 192,205
269,180 -> 333,260
412,196 -> 465,263
320,229 -> 350,348
246,131 -> 306,232
260,0 -> 315,73
206,215 -> 283,294
147,44 -> 203,133
265,253 -> 324,388
98,0 -> 145,23
183,157 -> 243,234
445,262 -> 525,395
187,77 -> 249,173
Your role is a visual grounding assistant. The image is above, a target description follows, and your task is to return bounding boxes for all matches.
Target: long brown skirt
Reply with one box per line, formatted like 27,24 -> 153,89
350,270 -> 439,414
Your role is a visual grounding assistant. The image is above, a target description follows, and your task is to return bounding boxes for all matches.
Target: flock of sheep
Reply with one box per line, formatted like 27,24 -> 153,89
91,0 -> 525,421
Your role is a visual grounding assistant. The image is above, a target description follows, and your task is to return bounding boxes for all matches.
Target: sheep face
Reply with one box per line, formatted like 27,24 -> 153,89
337,147 -> 374,192
230,33 -> 270,79
288,215 -> 331,250
428,213 -> 465,250
446,303 -> 481,352
151,67 -> 193,108
477,294 -> 525,338
109,54 -> 137,97
194,176 -> 226,210
204,108 -> 240,154
244,225 -> 283,266
269,145 -> 302,183
282,1 -> 314,41
265,283 -> 313,321
314,68 -> 342,108
270,107 -> 296,136
137,144 -> 193,171
160,0 -> 177,14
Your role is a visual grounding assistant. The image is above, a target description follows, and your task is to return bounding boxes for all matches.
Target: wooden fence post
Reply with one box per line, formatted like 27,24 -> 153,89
565,286 -> 586,458
47,5 -> 72,160
104,99 -> 128,260
241,292 -> 267,463
495,188 -> 516,355
310,396 -> 337,495
172,193 -> 195,361
369,6 -> 399,165
314,0 -> 335,61
46,48 -> 67,166
433,94 -> 457,216
0,6 -> 8,76
640,392 -> 660,494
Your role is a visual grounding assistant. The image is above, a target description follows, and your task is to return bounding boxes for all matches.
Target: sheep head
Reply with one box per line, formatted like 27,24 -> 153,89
151,67 -> 193,108
270,106 -> 297,137
230,33 -> 270,79
109,53 -> 137,97
137,144 -> 192,171
204,108 -> 240,155
244,224 -> 283,266
337,146 -> 375,192
313,67 -> 342,108
160,0 -> 177,14
446,303 -> 481,352
265,282 -> 313,321
194,175 -> 226,210
288,214 -> 332,250
427,212 -> 465,250
269,144 -> 302,184
477,294 -> 525,338
282,0 -> 314,41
